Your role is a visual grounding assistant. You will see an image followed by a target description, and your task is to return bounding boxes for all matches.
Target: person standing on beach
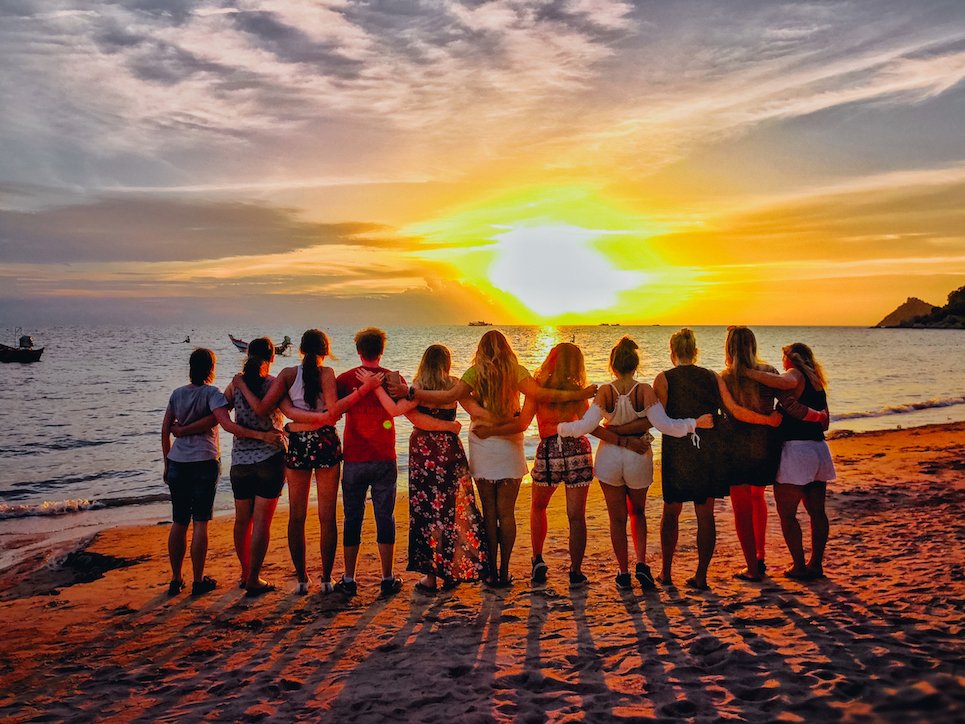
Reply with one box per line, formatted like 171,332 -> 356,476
235,329 -> 380,594
745,343 -> 835,580
720,327 -> 829,582
654,329 -> 781,591
556,336 -> 713,592
394,330 -> 595,588
333,328 -> 407,597
161,348 -> 284,597
361,344 -> 489,593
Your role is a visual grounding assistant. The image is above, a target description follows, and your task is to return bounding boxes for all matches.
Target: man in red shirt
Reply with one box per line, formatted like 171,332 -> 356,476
334,328 -> 403,597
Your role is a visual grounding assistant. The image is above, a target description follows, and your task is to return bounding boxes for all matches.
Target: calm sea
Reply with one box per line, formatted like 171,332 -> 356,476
2,324 -> 964,568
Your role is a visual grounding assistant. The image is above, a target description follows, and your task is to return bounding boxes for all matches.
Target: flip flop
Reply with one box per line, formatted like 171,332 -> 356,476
414,581 -> 438,595
244,582 -> 276,597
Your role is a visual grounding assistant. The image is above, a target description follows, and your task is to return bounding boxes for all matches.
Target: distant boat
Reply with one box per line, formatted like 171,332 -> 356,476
229,334 -> 293,355
1,333 -> 43,363
468,321 -> 492,327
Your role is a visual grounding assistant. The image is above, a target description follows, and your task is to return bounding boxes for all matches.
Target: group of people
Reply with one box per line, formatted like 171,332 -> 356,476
160,326 -> 835,599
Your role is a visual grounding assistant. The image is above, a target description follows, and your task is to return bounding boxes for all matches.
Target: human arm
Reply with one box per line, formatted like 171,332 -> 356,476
171,413 -> 218,437
775,390 -> 830,430
389,378 -> 472,406
716,375 -> 782,427
234,369 -> 292,417
745,367 -> 802,391
556,404 -> 605,437
473,396 -> 536,439
639,384 -> 711,437
458,394 -> 498,424
161,406 -> 173,483
518,375 -> 596,402
405,409 -> 461,434
212,406 -> 285,447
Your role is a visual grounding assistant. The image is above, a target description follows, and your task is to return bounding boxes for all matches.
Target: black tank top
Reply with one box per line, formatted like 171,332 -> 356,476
416,405 -> 457,422
779,376 -> 826,442
664,365 -> 723,419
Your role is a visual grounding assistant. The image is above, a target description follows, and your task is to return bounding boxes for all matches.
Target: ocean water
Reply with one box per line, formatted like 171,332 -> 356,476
1,324 -> 964,568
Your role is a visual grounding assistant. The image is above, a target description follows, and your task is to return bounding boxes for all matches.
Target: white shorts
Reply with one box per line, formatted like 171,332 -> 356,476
776,440 -> 836,486
595,441 -> 653,490
467,430 -> 528,481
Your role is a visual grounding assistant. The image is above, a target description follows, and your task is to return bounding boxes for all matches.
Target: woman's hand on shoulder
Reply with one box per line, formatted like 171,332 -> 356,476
581,383 -> 598,399
767,411 -> 783,427
473,424 -> 494,439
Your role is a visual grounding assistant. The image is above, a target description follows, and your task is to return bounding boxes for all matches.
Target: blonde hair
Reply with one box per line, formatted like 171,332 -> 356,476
670,328 -> 697,363
413,344 -> 453,392
609,336 -> 640,375
783,342 -> 828,391
472,330 -> 521,418
724,326 -> 768,408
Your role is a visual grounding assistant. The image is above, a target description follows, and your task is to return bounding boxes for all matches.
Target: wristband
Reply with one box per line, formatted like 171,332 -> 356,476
406,385 -> 416,401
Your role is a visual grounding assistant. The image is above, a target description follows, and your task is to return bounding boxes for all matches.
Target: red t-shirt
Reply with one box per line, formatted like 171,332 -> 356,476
336,365 -> 402,463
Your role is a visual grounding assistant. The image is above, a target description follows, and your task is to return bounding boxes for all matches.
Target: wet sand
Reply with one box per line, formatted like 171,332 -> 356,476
1,421 -> 963,721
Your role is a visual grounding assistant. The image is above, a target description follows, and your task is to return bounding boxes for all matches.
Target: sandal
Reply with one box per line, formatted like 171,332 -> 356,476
245,582 -> 276,597
191,576 -> 217,596
167,578 -> 185,596
414,581 -> 438,595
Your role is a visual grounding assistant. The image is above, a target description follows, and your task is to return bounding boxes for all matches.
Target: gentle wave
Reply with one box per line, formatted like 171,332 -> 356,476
0,494 -> 170,521
832,396 -> 965,421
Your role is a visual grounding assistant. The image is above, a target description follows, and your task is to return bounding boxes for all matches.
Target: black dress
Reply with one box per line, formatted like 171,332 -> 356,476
661,365 -> 727,504
721,366 -> 781,487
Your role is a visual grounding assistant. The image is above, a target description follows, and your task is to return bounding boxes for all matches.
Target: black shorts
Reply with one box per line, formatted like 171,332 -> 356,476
167,459 -> 220,525
285,426 -> 342,470
231,452 -> 285,500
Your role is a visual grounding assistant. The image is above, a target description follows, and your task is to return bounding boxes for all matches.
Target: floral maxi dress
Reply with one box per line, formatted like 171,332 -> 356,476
407,406 -> 488,583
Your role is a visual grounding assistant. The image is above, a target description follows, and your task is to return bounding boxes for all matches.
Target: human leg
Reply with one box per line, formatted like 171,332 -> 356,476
233,499 -> 254,585
340,462 -> 369,581
730,484 -> 761,579
625,486 -> 650,567
774,483 -> 807,576
600,482 -> 629,572
801,481 -> 829,576
659,501 -> 682,583
495,478 -> 522,583
245,495 -> 279,589
315,464 -> 341,585
690,498 -> 717,589
190,520 -> 209,582
475,479 -> 499,582
286,468 -> 312,585
564,484 -> 590,575
751,485 -> 768,564
530,484 -> 555,559
168,523 -> 188,584
370,461 -> 400,583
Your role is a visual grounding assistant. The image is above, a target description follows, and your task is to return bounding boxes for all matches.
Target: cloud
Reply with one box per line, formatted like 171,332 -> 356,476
0,196 -> 403,263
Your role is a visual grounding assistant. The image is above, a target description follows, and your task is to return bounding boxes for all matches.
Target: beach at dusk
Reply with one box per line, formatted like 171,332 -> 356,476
3,1 -> 965,721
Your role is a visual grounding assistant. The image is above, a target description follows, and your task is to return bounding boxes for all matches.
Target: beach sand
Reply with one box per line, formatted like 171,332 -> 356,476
1,422 -> 963,721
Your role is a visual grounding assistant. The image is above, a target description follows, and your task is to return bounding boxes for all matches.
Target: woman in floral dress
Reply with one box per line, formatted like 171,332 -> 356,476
361,344 -> 488,592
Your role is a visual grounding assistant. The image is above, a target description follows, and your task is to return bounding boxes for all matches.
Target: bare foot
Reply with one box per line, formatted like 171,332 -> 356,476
784,566 -> 811,580
685,576 -> 709,591
806,563 -> 826,579
734,569 -> 762,582
656,572 -> 674,586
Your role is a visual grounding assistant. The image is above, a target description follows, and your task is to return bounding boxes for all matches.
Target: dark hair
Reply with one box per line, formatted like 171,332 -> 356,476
189,348 -> 216,386
300,329 -> 330,409
242,338 -> 274,399
609,336 -> 640,375
355,327 -> 386,360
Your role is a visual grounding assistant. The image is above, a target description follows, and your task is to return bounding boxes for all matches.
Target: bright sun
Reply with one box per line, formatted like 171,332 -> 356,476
406,185 -> 693,323
488,223 -> 646,316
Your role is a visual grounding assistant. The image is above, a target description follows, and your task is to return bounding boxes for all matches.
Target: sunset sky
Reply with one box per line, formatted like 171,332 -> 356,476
1,0 -> 964,326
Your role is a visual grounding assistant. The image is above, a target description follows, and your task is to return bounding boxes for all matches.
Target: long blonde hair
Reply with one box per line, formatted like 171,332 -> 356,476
414,344 -> 453,392
472,330 -> 521,418
535,342 -> 587,419
723,326 -> 765,408
783,342 -> 828,391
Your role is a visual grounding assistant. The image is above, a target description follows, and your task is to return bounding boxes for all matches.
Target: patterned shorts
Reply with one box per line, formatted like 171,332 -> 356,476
531,435 -> 593,487
285,426 -> 342,470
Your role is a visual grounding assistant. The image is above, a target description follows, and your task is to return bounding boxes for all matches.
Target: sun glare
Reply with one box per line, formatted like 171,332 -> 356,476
406,185 -> 690,323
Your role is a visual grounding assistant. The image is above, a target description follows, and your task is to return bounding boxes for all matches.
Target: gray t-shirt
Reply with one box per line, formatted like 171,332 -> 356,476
166,384 -> 228,463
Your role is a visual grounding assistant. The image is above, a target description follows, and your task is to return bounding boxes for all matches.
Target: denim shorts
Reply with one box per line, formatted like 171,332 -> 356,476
230,452 -> 285,500
167,458 -> 220,525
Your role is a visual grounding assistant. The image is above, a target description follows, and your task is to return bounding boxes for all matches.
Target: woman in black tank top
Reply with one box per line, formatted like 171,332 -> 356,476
745,343 -> 835,581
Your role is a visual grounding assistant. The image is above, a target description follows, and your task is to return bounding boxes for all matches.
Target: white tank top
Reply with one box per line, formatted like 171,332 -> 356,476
606,382 -> 647,426
289,364 -> 327,412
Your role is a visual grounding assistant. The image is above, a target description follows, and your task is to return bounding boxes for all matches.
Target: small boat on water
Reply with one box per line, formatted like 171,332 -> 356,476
1,333 -> 43,364
228,334 -> 293,355
468,321 -> 492,327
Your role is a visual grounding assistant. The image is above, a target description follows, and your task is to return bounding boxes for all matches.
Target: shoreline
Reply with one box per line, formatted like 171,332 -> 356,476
1,420 -> 963,720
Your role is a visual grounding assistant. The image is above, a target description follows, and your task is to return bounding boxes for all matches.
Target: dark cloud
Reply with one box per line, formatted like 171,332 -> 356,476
231,10 -> 364,77
0,197 -> 402,263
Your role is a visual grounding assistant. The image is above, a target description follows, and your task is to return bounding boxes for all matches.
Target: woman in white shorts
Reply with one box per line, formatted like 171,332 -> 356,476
746,342 -> 834,581
558,337 -> 712,592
